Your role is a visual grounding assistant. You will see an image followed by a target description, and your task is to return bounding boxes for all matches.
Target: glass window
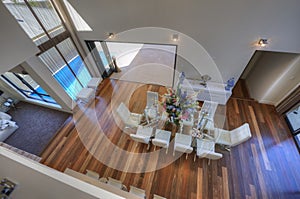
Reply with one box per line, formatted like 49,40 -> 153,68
94,42 -> 110,72
39,46 -> 83,100
56,38 -> 91,87
2,0 -> 65,45
2,72 -> 57,104
3,0 -> 48,45
28,0 -> 65,38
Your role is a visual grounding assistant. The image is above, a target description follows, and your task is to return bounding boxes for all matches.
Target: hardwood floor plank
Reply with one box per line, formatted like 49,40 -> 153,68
197,167 -> 203,199
233,99 -> 240,114
222,167 -> 230,199
248,105 -> 272,171
40,79 -> 300,199
250,143 -> 268,199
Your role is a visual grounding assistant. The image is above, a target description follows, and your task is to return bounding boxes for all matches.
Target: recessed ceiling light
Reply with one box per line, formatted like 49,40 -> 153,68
108,33 -> 114,39
258,38 -> 268,47
172,34 -> 179,42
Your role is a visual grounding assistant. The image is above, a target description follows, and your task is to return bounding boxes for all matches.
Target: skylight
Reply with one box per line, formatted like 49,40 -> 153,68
63,0 -> 92,31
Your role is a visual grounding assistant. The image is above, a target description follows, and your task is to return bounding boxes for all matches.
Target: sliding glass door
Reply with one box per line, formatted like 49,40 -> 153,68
86,41 -> 114,78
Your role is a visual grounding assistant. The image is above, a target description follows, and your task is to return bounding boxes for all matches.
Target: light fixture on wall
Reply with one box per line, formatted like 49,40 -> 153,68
108,33 -> 114,39
258,38 -> 268,47
172,34 -> 179,42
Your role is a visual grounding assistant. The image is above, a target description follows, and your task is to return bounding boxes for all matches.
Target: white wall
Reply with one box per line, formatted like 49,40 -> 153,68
0,2 -> 38,74
0,147 -> 125,199
245,52 -> 300,105
23,56 -> 74,112
67,0 -> 300,83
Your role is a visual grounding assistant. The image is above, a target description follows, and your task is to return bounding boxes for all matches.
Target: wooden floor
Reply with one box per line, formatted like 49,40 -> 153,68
41,79 -> 300,199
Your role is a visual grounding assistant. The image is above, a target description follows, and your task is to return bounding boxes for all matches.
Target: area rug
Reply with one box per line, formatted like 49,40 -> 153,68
4,101 -> 71,156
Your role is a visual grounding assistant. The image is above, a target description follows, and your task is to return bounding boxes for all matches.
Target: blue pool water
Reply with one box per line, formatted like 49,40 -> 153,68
99,51 -> 116,68
31,86 -> 57,104
99,51 -> 108,66
32,55 -> 91,101
53,55 -> 91,100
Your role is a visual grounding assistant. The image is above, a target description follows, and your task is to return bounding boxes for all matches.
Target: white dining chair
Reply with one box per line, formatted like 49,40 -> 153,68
152,129 -> 172,153
173,133 -> 193,159
200,100 -> 218,121
76,87 -> 94,104
107,177 -> 128,191
130,126 -> 154,150
116,102 -> 142,129
153,194 -> 167,199
214,123 -> 252,148
195,139 -> 222,163
87,77 -> 102,90
99,177 -> 108,183
145,91 -> 159,122
85,169 -> 99,180
129,185 -> 146,198
146,91 -> 158,108
181,119 -> 194,135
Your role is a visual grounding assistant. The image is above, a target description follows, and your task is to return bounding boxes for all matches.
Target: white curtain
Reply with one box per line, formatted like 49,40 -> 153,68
39,46 -> 83,100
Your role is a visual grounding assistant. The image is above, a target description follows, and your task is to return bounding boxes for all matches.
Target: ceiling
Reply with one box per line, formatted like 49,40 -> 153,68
68,0 -> 300,82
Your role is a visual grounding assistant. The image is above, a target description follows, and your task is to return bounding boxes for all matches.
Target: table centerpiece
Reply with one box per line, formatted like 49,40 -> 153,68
161,72 -> 199,130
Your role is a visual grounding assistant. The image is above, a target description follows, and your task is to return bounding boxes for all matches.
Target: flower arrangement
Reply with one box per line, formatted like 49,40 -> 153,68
163,88 -> 182,125
161,72 -> 199,126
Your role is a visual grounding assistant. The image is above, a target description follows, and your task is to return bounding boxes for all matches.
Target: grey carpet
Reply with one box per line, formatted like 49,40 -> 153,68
4,101 -> 71,156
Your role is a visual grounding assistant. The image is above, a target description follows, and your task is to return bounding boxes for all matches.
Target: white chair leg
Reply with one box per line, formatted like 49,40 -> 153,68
147,143 -> 150,150
166,147 -> 168,154
220,144 -> 231,152
194,154 -> 196,162
154,145 -> 156,151
185,153 -> 188,159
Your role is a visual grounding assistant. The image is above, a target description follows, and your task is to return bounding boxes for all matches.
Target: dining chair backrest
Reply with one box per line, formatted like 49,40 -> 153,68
107,177 -> 128,191
130,134 -> 150,144
181,119 -> 193,135
147,91 -> 158,108
107,177 -> 122,189
197,150 -> 223,160
174,133 -> 193,155
152,129 -> 171,152
153,194 -> 167,199
116,102 -> 131,122
129,185 -> 146,198
214,123 -> 252,147
230,123 -> 252,147
200,100 -> 218,120
85,169 -> 99,180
